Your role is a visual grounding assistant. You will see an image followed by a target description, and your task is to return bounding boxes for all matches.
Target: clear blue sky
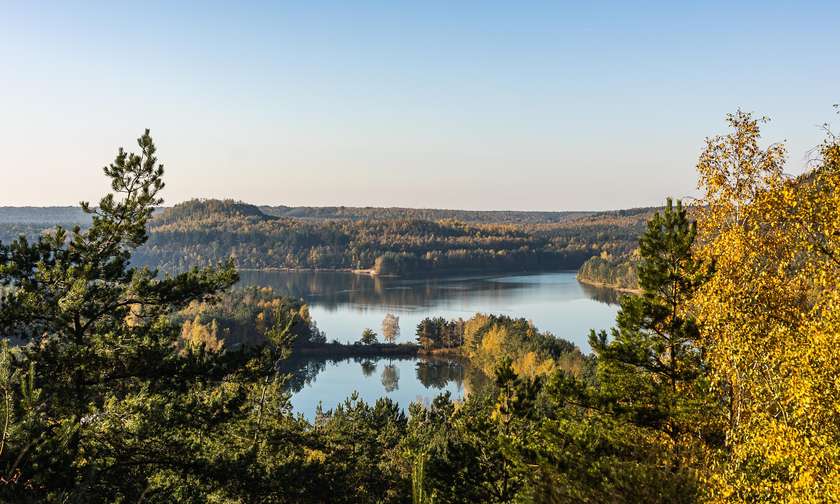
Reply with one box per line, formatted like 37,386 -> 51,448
1,1 -> 838,210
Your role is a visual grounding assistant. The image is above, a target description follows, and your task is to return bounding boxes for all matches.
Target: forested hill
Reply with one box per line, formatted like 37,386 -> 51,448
0,200 -> 655,274
260,205 -> 595,224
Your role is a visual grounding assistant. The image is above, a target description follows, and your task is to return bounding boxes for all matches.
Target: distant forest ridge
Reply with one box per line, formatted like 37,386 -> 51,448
0,201 -> 657,225
260,205 -> 595,224
0,200 -> 656,275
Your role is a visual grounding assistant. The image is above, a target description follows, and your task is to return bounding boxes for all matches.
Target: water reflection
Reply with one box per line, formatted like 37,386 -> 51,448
359,359 -> 377,377
256,271 -> 624,418
415,359 -> 465,389
578,283 -> 624,305
281,355 -> 490,419
238,271 -> 621,352
238,270 -> 558,311
381,364 -> 399,392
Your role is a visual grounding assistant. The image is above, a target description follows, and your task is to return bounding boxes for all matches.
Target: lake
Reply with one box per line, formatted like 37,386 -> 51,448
281,355 -> 490,421
239,270 -> 621,419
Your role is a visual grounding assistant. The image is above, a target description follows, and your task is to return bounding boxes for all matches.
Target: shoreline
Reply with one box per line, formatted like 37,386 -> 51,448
237,266 -> 583,279
290,343 -> 468,360
576,276 -> 642,294
293,342 -> 420,358
236,267 -> 393,277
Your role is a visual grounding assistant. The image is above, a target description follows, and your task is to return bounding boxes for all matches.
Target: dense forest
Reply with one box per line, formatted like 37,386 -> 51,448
173,286 -> 327,351
0,202 -> 652,275
576,250 -> 640,291
0,110 -> 838,503
259,205 -> 592,223
413,314 -> 587,379
138,202 -> 650,274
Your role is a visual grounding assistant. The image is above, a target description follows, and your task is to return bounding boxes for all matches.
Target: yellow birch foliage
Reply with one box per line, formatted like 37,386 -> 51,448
694,111 -> 840,503
511,351 -> 556,379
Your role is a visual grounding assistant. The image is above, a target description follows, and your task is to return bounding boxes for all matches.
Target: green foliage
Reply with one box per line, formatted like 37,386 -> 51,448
2,113 -> 833,502
589,199 -> 715,444
577,250 -> 639,290
402,392 -> 522,503
415,316 -> 464,350
174,285 -> 325,350
130,199 -> 652,274
312,394 -> 410,502
1,198 -> 655,277
359,328 -> 379,345
0,131 -> 297,502
500,198 -> 718,503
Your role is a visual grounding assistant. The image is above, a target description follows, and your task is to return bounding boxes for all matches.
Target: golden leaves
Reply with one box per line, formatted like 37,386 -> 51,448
693,113 -> 840,503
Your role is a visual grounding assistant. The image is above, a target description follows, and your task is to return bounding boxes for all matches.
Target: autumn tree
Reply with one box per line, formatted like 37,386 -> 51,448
693,111 -> 840,502
381,313 -> 400,344
381,363 -> 400,392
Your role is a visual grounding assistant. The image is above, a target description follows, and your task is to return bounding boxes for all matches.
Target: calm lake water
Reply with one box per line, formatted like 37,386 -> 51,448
281,355 -> 489,421
239,270 -> 621,419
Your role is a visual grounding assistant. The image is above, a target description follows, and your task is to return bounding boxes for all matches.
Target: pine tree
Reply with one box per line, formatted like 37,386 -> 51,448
0,131 -> 266,501
589,198 -> 717,474
360,328 -> 379,345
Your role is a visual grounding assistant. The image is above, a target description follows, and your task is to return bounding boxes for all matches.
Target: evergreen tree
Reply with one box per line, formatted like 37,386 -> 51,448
359,328 -> 379,345
589,198 -> 714,448
499,199 -> 717,503
0,131 -> 293,502
585,198 -> 718,487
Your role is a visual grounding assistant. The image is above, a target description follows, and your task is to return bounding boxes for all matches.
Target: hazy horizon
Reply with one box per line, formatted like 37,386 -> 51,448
0,200 -> 656,214
2,1 -> 838,210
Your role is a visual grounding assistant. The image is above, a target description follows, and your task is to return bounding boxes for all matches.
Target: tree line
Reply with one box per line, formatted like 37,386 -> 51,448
576,249 -> 640,290
131,202 -> 647,275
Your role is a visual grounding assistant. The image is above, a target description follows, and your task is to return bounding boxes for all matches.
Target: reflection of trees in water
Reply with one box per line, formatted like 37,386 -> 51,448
415,358 -> 465,390
280,357 -> 327,394
238,270 -> 533,311
462,365 -> 492,398
280,355 -> 490,398
381,364 -> 400,392
280,355 -> 416,395
578,283 -> 622,305
414,357 -> 491,398
359,359 -> 377,377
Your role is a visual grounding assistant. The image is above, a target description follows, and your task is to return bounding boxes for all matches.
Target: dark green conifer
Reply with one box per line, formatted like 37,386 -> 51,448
589,198 -> 712,444
0,131 -> 265,502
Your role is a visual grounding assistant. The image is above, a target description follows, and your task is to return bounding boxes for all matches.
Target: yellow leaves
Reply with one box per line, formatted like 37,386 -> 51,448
512,351 -> 553,379
462,313 -> 491,351
694,115 -> 840,503
480,325 -> 507,358
182,315 -> 224,352
304,447 -> 327,464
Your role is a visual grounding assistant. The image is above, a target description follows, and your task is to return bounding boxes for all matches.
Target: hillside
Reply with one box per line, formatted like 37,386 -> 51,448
0,201 -> 654,274
259,205 -> 594,224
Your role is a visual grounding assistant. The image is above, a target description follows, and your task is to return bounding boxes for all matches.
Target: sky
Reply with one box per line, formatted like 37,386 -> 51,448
1,1 -> 838,211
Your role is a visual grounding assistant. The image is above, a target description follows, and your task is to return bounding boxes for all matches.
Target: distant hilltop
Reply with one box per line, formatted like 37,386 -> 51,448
0,200 -> 659,276
1,200 -> 657,226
